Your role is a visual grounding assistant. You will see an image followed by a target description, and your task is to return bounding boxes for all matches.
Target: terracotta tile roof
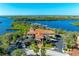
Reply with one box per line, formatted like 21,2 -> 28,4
27,28 -> 35,34
27,28 -> 55,40
35,29 -> 54,39
69,49 -> 79,56
35,29 -> 54,34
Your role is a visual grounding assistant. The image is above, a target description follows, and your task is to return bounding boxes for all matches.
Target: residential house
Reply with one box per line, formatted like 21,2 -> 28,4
27,28 -> 55,41
27,28 -> 55,49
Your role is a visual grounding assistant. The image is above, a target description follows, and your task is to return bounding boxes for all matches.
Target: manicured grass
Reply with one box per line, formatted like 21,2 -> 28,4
11,22 -> 31,33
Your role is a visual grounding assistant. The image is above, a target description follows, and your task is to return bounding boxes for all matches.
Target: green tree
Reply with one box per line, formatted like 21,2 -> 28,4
30,43 -> 39,56
11,49 -> 26,56
63,32 -> 76,50
0,47 -> 7,56
41,46 -> 46,56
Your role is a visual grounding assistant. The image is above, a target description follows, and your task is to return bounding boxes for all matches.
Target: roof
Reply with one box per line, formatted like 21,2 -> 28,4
27,28 -> 35,34
69,49 -> 79,56
35,29 -> 55,39
27,28 -> 55,40
35,29 -> 54,35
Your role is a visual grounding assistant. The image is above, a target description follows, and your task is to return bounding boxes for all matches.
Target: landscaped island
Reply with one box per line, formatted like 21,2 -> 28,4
71,22 -> 79,26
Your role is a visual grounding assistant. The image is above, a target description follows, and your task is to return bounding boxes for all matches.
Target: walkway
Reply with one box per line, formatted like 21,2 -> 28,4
24,48 -> 69,56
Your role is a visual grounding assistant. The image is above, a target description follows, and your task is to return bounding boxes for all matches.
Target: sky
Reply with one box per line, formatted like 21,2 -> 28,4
0,3 -> 79,15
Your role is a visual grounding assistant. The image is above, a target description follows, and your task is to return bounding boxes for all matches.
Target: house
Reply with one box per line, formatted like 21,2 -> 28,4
27,28 -> 55,41
27,28 -> 55,49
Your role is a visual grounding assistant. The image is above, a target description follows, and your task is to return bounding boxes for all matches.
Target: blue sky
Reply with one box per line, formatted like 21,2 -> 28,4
0,3 -> 79,15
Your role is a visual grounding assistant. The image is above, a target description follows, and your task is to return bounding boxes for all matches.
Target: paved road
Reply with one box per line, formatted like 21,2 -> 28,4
24,48 -> 69,56
46,50 -> 69,56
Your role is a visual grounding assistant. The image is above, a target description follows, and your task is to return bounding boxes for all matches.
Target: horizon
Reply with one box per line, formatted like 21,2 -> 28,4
1,3 -> 79,15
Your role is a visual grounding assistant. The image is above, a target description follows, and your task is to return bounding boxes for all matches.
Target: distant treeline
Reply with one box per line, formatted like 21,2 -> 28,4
4,16 -> 79,21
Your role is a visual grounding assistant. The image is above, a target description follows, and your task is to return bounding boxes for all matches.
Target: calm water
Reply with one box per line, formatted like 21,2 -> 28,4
0,17 -> 13,34
30,20 -> 79,32
1,17 -> 79,34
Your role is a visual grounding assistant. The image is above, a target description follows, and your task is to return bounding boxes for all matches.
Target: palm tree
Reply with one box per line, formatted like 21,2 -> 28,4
63,32 -> 76,51
11,49 -> 26,56
31,41 -> 39,56
41,46 -> 46,56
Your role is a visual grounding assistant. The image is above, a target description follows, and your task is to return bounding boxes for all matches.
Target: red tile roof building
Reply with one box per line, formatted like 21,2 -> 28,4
27,28 -> 55,40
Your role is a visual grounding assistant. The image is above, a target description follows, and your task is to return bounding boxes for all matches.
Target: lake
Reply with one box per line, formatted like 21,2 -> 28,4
30,20 -> 79,32
0,17 -> 13,34
1,17 -> 79,34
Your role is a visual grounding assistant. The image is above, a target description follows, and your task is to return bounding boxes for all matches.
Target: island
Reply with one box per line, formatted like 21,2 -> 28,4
4,16 -> 79,21
71,22 -> 79,26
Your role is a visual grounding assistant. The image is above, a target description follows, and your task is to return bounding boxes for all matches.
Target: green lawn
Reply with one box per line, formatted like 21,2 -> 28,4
11,22 -> 31,33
